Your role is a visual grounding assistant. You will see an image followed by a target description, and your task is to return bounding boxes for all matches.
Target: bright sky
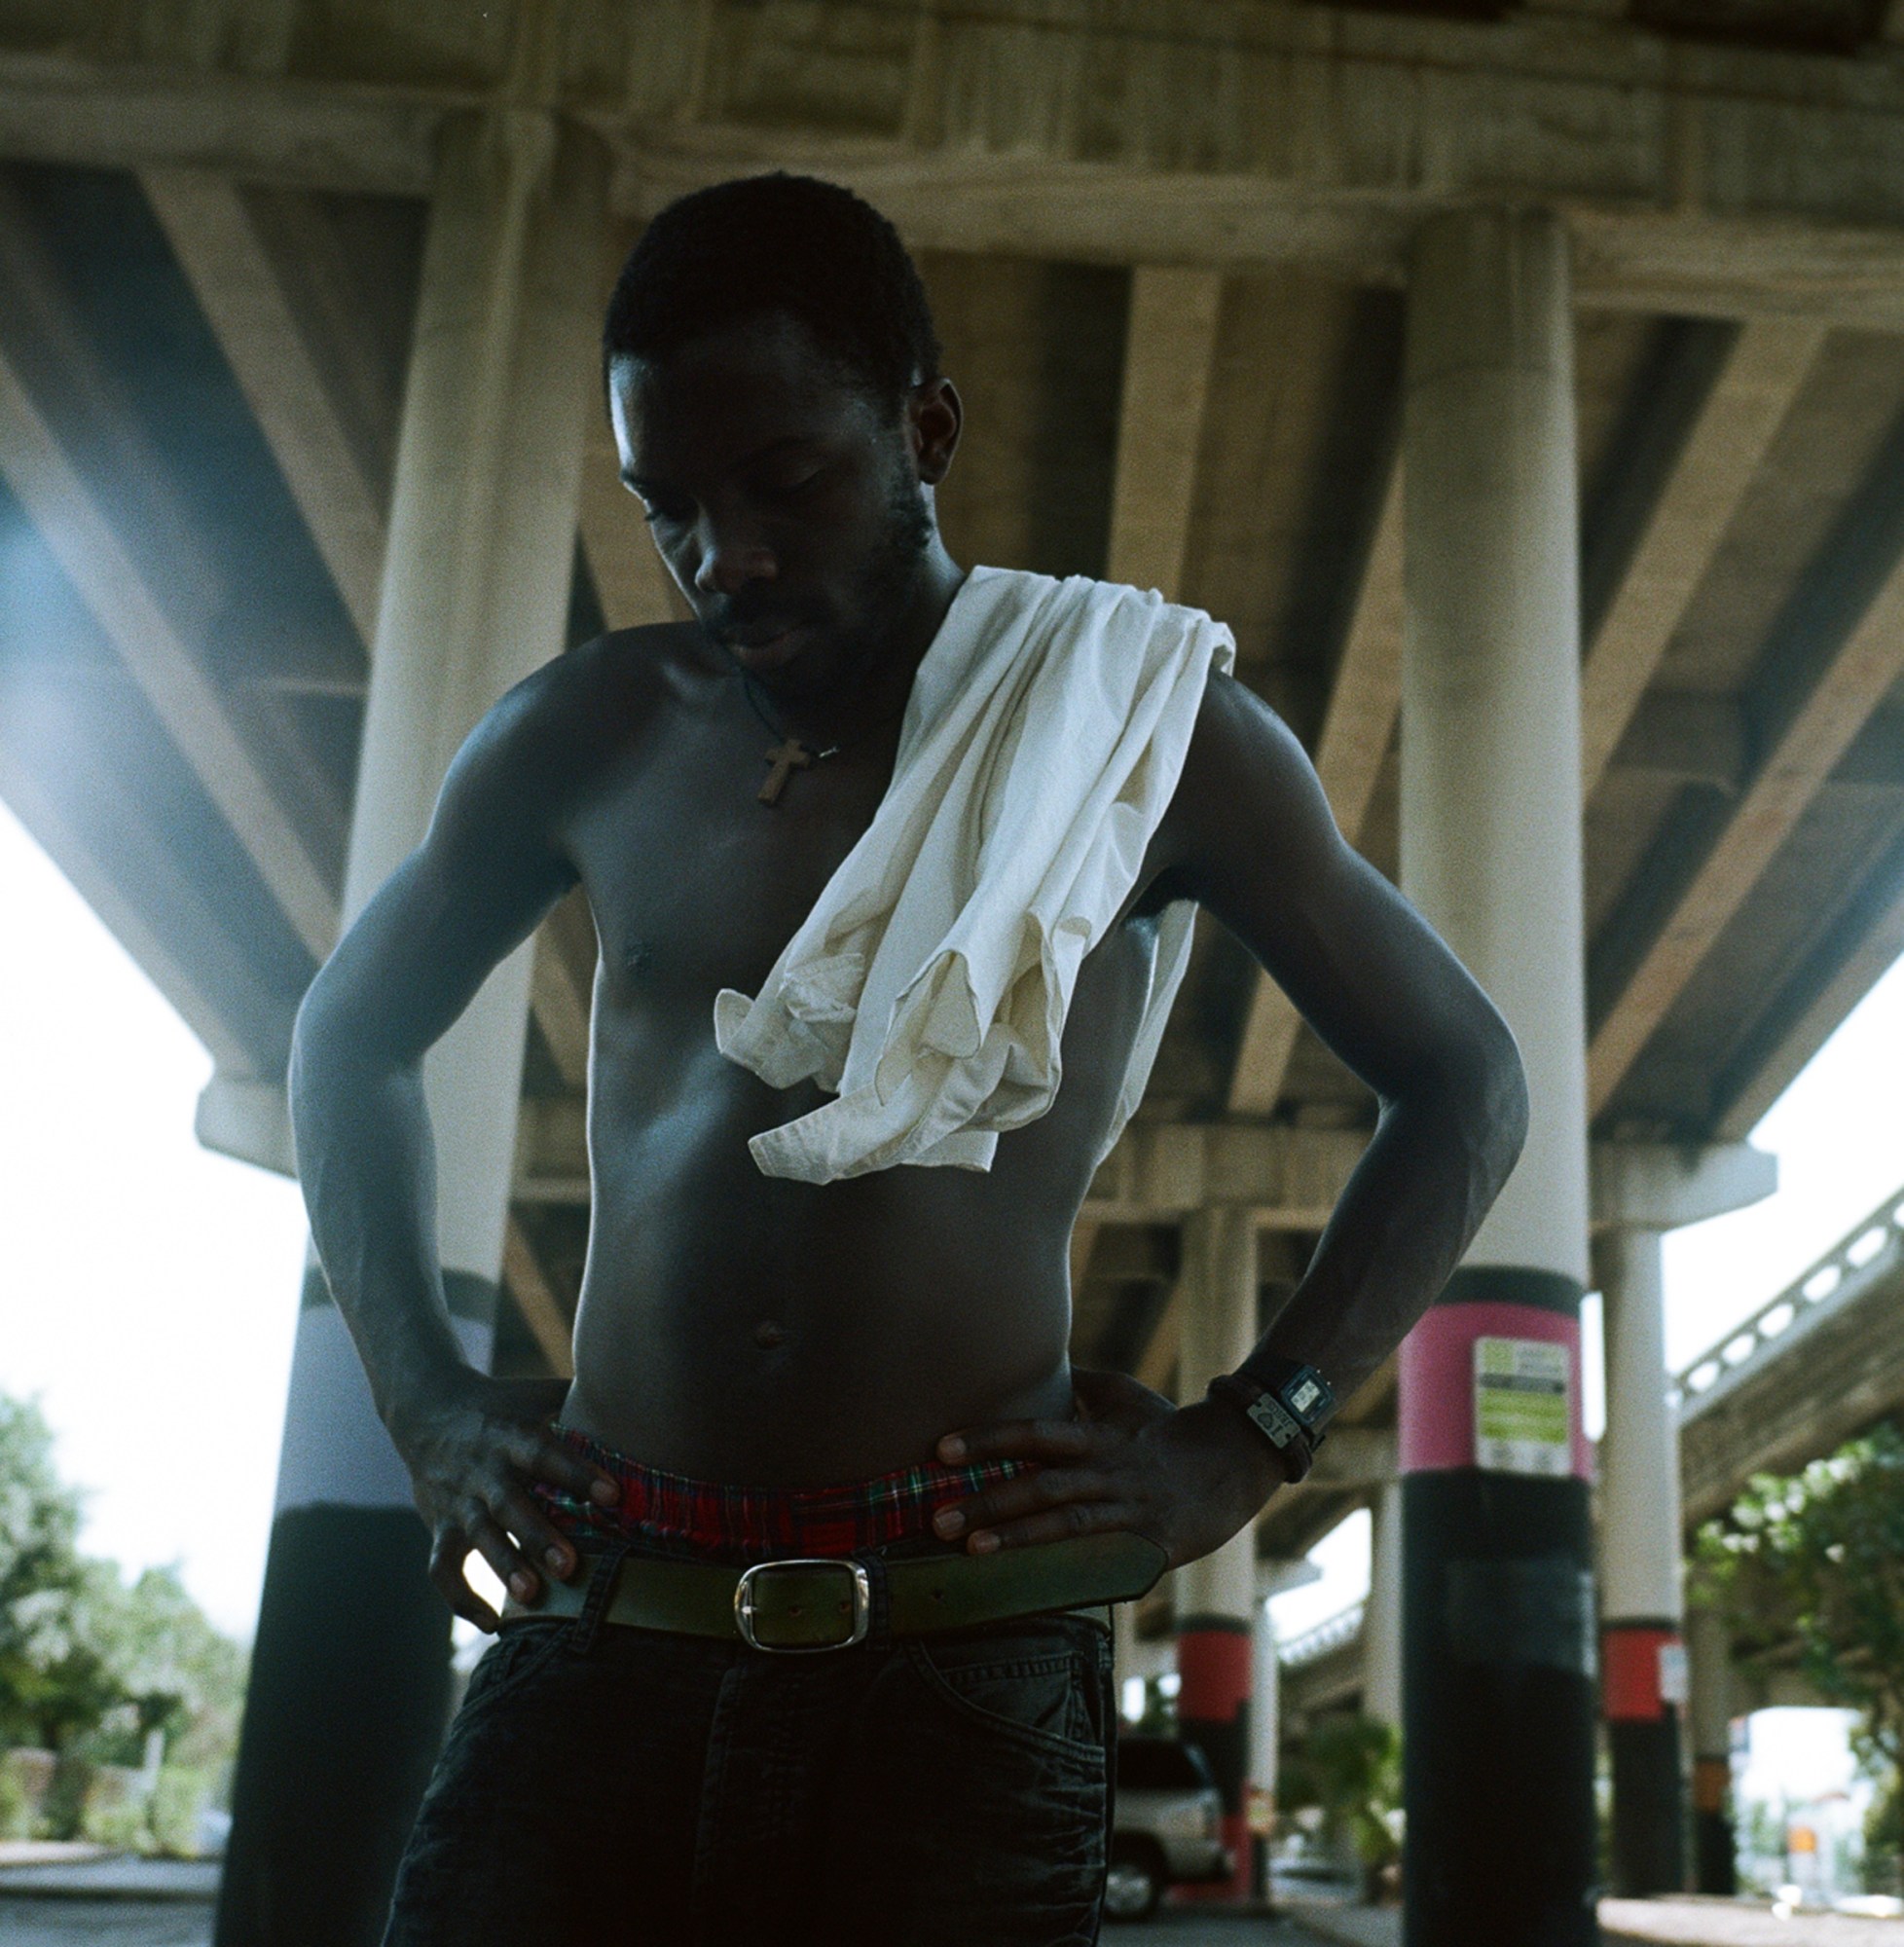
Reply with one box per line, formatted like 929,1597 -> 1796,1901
3,790 -> 1902,1802
0,801 -> 308,1637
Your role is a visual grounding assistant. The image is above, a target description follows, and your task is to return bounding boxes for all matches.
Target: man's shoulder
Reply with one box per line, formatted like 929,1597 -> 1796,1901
445,622 -> 709,821
489,620 -> 707,744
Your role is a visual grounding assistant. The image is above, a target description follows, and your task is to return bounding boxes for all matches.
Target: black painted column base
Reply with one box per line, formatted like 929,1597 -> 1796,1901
1402,1472 -> 1600,1947
1692,1758 -> 1737,1895
216,1506 -> 452,1947
1608,1714 -> 1686,1893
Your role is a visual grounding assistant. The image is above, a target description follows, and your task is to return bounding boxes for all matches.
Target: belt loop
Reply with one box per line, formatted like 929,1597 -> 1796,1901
569,1541 -> 632,1656
855,1550 -> 893,1651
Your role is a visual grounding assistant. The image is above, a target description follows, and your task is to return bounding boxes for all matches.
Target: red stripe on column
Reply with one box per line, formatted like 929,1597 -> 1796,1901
1603,1625 -> 1680,1722
1399,1301 -> 1591,1478
1176,1627 -> 1251,1723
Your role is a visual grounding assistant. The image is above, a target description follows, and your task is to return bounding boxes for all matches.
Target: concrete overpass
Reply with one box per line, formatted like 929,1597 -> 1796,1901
1277,1176 -> 1904,1746
10,0 -> 1904,1931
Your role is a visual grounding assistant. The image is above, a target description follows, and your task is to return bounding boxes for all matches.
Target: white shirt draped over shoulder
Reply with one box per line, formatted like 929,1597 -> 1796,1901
713,566 -> 1236,1184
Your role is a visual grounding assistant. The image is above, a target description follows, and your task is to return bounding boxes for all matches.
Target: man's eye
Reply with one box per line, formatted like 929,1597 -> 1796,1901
641,499 -> 690,528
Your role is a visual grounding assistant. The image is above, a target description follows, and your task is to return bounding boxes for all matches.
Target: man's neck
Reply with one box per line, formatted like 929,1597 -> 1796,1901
764,542 -> 966,749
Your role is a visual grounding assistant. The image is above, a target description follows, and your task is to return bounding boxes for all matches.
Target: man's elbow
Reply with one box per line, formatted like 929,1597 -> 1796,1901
1480,1012 -> 1519,1176
287,963 -> 384,1123
287,973 -> 343,1129
1462,1005 -> 1529,1191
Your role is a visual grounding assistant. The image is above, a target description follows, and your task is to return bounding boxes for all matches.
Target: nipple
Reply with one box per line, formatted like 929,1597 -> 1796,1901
752,1320 -> 788,1350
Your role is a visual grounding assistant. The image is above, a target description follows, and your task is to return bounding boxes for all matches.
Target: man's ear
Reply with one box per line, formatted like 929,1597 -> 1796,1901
909,377 -> 962,486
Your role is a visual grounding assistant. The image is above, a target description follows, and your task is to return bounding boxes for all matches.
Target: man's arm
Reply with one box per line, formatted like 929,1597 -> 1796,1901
933,672 -> 1529,1565
290,668 -> 619,1629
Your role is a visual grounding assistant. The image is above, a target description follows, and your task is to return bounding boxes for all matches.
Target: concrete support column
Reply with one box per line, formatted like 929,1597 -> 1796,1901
1365,1479 -> 1403,1732
1249,1596 -> 1281,1892
1596,1228 -> 1688,1893
1174,1205 -> 1260,1901
1686,1598 -> 1738,1895
1398,206 -> 1597,1946
217,111 -> 609,1947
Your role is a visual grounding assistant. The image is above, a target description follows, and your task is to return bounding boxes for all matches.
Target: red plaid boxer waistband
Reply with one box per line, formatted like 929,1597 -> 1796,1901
532,1425 -> 1026,1564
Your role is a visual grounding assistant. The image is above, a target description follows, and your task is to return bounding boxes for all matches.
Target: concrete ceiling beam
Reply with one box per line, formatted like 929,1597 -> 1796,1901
0,349 -> 340,962
1588,474 -> 1904,1115
1581,320 -> 1827,801
1607,691 -> 1750,793
502,1216 -> 576,1379
510,1100 -> 1775,1234
14,7 -> 1904,320
530,886 -> 596,1092
578,404 -> 686,635
138,166 -> 596,1097
1227,452 -> 1403,1119
579,216 -> 689,635
1105,266 -> 1225,604
139,166 -> 387,644
1709,819 -> 1904,1139
195,1073 -> 296,1176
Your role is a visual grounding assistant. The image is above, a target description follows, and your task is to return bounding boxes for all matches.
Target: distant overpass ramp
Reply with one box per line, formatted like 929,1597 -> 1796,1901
1677,1187 -> 1904,1527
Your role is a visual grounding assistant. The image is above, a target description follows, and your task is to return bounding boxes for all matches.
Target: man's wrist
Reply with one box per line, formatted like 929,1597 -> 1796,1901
1205,1360 -> 1336,1485
380,1354 -> 482,1452
1188,1395 -> 1293,1501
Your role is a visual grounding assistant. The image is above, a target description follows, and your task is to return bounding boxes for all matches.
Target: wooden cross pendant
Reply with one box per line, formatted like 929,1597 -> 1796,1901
759,737 -> 815,806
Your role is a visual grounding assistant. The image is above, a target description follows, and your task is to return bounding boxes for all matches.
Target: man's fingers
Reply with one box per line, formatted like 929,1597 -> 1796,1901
429,1528 -> 499,1633
497,1488 -> 580,1583
506,1426 -> 619,1507
967,1501 -> 1146,1553
937,1418 -> 1097,1466
933,1466 -> 1113,1541
468,1511 -> 537,1605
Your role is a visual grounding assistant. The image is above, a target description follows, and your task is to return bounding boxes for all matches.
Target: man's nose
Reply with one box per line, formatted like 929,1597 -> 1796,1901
692,513 -> 777,599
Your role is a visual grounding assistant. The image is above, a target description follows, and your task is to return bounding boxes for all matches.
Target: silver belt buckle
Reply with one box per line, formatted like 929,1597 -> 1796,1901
733,1558 -> 871,1653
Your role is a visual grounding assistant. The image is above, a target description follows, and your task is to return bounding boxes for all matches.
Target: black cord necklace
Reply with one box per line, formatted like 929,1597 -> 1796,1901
739,670 -> 909,807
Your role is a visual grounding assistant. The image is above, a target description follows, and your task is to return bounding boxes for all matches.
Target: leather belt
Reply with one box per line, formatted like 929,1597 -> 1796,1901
499,1529 -> 1169,1653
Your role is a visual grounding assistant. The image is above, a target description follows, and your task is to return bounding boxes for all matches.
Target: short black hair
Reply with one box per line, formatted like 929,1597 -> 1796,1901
604,173 -> 941,412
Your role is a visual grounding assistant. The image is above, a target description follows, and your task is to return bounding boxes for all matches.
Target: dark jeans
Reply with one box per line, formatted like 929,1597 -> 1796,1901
384,1548 -> 1117,1946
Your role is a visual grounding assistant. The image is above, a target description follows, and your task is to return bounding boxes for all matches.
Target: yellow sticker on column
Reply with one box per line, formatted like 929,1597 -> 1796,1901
1473,1337 -> 1571,1476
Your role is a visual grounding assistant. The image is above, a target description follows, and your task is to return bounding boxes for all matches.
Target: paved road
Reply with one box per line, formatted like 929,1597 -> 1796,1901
0,1895 -> 1332,1946
0,1900 -> 215,1945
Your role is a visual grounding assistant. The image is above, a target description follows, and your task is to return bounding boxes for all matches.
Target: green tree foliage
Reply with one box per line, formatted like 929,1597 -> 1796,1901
1278,1711 -> 1403,1892
0,1392 -> 246,1777
1696,1419 -> 1904,1892
0,1393 -> 107,1750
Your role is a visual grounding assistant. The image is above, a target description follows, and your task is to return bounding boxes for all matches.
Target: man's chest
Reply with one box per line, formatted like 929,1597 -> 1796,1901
562,705 -> 896,1009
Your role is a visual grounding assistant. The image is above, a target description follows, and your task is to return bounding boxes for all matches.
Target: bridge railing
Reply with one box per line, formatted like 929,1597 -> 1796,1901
1673,1182 -> 1904,1422
1278,1599 -> 1367,1670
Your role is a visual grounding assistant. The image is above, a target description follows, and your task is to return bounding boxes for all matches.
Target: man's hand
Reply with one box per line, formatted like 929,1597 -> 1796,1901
389,1373 -> 619,1632
932,1368 -> 1289,1569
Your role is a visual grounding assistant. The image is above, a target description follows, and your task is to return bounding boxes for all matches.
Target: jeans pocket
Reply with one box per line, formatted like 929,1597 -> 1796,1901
455,1619 -> 570,1726
905,1624 -> 1107,1767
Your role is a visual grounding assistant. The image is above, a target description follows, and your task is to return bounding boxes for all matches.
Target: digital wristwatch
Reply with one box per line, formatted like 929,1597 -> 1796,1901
1205,1357 -> 1337,1484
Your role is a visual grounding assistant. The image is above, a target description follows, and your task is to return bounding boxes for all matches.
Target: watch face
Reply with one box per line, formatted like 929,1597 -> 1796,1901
1289,1377 -> 1324,1417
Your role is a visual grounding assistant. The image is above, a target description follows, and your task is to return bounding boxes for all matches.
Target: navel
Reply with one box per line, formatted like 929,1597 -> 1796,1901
752,1320 -> 788,1350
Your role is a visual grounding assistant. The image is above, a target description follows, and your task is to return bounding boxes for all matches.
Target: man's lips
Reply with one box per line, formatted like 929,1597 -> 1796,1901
722,621 -> 815,667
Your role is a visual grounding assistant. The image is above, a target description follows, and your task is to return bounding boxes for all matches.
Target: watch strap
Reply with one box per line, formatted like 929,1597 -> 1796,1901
1206,1373 -> 1318,1484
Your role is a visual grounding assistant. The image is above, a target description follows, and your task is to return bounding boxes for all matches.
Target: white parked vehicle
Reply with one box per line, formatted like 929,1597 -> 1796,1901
1104,1736 -> 1231,1922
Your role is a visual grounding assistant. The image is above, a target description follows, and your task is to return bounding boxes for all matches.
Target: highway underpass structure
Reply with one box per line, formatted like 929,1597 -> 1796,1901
11,3 -> 1904,1940
1274,1177 -> 1904,1902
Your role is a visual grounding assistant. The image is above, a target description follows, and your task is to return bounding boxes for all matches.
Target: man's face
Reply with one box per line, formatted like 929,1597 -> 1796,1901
607,312 -> 958,701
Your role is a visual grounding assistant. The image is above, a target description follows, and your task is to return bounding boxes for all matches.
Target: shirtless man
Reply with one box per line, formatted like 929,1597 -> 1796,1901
290,174 -> 1527,1945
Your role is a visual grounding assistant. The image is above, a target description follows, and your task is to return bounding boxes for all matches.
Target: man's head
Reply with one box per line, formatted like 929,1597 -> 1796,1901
604,174 -> 961,701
